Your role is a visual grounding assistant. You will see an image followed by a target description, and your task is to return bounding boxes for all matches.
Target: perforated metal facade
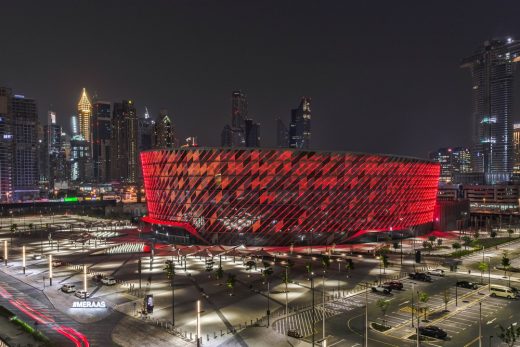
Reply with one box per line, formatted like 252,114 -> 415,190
141,148 -> 440,246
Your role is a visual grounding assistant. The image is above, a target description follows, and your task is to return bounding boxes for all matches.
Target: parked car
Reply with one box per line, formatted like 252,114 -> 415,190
456,281 -> 478,290
52,260 -> 64,267
427,269 -> 445,277
371,285 -> 391,294
419,326 -> 448,339
74,290 -> 90,299
61,284 -> 76,293
384,281 -> 403,290
287,330 -> 303,338
101,276 -> 116,286
32,254 -> 42,260
92,274 -> 103,283
490,284 -> 516,299
408,272 -> 432,282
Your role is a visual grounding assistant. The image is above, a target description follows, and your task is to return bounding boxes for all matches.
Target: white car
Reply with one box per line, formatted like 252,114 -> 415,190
101,277 -> 116,286
32,254 -> 42,260
61,284 -> 76,293
427,269 -> 445,277
371,285 -> 391,294
74,290 -> 90,299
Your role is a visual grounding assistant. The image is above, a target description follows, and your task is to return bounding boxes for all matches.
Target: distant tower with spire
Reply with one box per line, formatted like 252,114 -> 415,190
77,88 -> 92,142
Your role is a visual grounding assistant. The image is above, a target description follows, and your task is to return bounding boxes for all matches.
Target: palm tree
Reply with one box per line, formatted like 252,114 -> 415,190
498,324 -> 520,347
478,261 -> 489,285
442,289 -> 450,312
9,224 -> 17,243
226,274 -> 236,296
418,291 -> 430,321
245,260 -> 255,277
28,223 -> 34,237
376,299 -> 391,327
507,229 -> 514,238
502,251 -> 511,278
163,260 -> 175,326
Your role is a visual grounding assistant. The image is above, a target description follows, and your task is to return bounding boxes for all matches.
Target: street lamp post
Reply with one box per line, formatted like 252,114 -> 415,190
22,245 -> 25,274
267,280 -> 271,327
311,273 -> 315,347
4,240 -> 7,266
83,265 -> 87,301
196,300 -> 202,347
285,265 -> 289,334
49,254 -> 53,286
479,302 -> 482,347
322,270 -> 326,346
489,335 -> 493,347
365,282 -> 368,347
411,282 -> 415,327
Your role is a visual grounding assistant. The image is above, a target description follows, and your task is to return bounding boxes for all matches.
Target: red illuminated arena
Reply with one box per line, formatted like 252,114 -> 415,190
141,148 -> 440,246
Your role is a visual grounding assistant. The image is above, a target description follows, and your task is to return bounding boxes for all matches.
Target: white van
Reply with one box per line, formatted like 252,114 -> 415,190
490,284 -> 516,299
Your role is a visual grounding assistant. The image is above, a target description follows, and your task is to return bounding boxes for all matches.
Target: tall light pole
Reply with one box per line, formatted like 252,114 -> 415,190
364,282 -> 368,347
285,265 -> 289,334
3,240 -> 7,266
311,272 -> 315,347
322,270 -> 326,346
22,245 -> 25,274
83,265 -> 87,301
411,282 -> 415,327
49,254 -> 53,286
267,280 -> 271,327
196,299 -> 201,347
479,302 -> 482,347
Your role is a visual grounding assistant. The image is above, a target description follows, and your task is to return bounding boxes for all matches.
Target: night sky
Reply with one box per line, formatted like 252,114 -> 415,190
1,0 -> 520,159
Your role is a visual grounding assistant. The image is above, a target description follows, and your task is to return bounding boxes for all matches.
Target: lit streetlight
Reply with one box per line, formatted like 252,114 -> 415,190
3,240 -> 7,266
22,245 -> 25,274
196,299 -> 202,347
49,254 -> 53,286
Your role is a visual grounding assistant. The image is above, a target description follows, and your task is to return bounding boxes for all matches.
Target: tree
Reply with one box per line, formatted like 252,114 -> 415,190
498,324 -> 520,347
305,262 -> 313,278
442,289 -> 450,312
28,223 -> 34,236
9,223 -> 17,243
502,251 -> 511,277
437,238 -> 443,247
428,235 -> 437,244
452,242 -> 461,251
376,299 -> 391,327
490,230 -> 497,239
282,259 -> 294,285
478,261 -> 489,284
262,266 -> 273,283
321,254 -> 331,270
381,254 -> 389,274
423,241 -> 433,255
163,260 -> 176,326
215,265 -> 224,281
418,291 -> 430,321
461,236 -> 472,250
392,241 -> 400,252
507,229 -> 514,238
473,230 -> 480,240
205,258 -> 215,277
226,274 -> 236,296
245,260 -> 255,276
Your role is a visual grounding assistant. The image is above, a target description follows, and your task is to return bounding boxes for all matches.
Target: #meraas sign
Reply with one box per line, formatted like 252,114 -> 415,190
72,301 -> 106,308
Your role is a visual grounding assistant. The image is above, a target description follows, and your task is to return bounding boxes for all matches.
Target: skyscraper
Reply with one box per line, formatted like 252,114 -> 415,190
513,123 -> 520,174
111,100 -> 138,183
11,94 -> 39,200
0,87 -> 13,202
276,117 -> 289,148
244,118 -> 260,147
42,110 -> 65,187
77,88 -> 92,142
138,107 -> 154,152
429,147 -> 471,183
153,109 -> 176,149
289,97 -> 311,149
461,38 -> 520,183
91,101 -> 111,182
221,91 -> 249,147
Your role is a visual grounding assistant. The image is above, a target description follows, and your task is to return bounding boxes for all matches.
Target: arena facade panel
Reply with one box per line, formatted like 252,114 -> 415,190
141,148 -> 440,246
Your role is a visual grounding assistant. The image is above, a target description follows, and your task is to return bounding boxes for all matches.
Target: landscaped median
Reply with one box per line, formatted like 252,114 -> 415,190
0,305 -> 54,347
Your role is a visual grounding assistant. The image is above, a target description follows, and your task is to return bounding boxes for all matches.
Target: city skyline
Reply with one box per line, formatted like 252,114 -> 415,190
2,1 -> 520,159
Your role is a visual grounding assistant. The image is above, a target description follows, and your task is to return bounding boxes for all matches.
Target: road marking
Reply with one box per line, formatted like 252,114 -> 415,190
487,318 -> 496,325
399,300 -> 409,305
327,339 -> 345,347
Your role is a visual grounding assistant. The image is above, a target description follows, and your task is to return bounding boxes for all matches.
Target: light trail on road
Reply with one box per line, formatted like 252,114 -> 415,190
0,284 -> 90,347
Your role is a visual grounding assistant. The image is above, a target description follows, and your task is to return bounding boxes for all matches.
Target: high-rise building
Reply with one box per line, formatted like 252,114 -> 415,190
429,147 -> 471,183
153,109 -> 176,149
70,134 -> 89,182
11,94 -> 39,200
276,117 -> 289,148
111,100 -> 138,183
461,38 -> 520,183
289,97 -> 311,149
77,88 -> 92,142
138,107 -> 154,152
514,123 -> 520,174
0,87 -> 13,202
232,91 -> 247,130
91,102 -> 111,182
42,110 -> 65,187
244,118 -> 260,147
221,124 -> 233,147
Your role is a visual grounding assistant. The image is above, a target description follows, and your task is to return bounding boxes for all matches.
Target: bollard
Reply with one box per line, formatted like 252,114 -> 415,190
207,334 -> 209,341
190,332 -> 192,340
